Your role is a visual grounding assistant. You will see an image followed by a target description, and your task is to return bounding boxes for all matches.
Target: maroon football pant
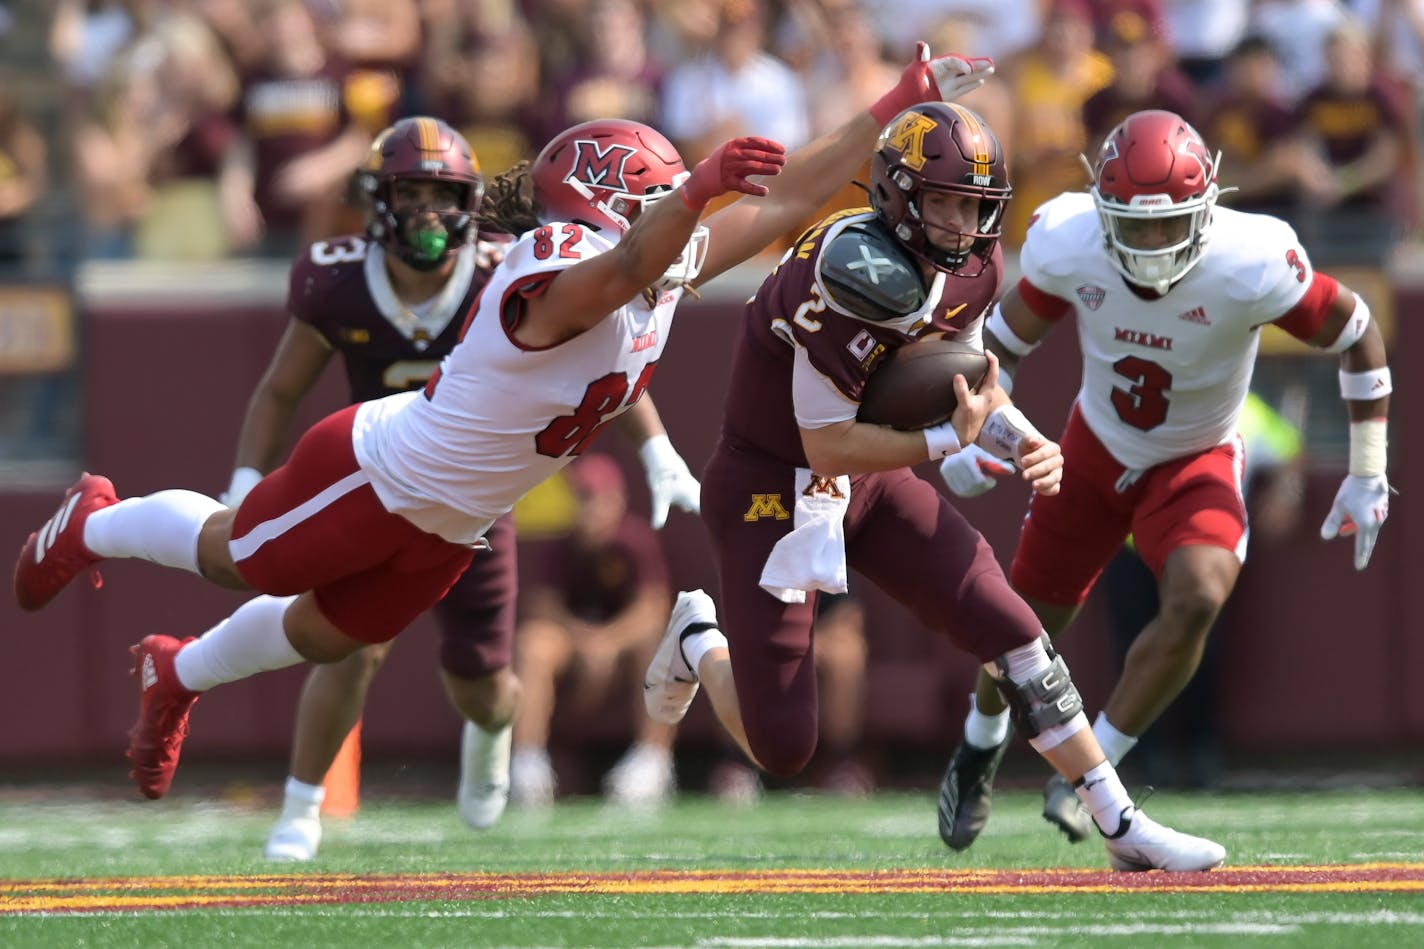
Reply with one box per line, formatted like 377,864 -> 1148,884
701,440 -> 1042,777
433,514 -> 518,678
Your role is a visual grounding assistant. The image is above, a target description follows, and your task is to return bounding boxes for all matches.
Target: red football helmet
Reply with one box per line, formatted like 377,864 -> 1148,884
1089,110 -> 1221,293
531,119 -> 706,288
358,116 -> 484,271
870,102 -> 1012,276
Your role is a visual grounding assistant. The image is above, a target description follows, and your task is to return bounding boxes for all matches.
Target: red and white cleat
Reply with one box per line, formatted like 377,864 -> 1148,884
127,635 -> 200,800
13,473 -> 118,611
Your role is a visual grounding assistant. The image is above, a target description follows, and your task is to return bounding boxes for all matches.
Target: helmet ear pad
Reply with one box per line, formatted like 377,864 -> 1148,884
869,102 -> 1011,275
360,117 -> 484,268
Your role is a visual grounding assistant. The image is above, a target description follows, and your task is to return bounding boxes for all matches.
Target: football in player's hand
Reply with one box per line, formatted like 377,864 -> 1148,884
857,338 -> 990,430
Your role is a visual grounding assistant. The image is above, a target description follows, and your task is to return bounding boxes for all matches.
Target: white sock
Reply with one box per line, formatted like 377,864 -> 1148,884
1074,760 -> 1135,836
963,692 -> 1009,749
681,627 -> 729,677
281,776 -> 324,820
173,595 -> 303,691
1092,711 -> 1138,767
83,491 -> 225,574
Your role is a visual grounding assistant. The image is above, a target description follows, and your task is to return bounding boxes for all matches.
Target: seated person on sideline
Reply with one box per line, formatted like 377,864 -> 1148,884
510,454 -> 678,808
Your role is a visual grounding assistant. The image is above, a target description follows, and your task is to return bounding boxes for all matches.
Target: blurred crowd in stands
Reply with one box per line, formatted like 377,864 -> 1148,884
0,0 -> 1421,275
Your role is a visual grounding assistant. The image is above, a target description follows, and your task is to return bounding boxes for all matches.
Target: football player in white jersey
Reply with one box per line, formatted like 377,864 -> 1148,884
936,109 -> 1393,851
14,44 -> 996,804
220,117 -> 703,860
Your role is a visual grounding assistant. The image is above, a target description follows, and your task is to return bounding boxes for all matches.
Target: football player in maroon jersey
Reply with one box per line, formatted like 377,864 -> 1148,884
15,44 -> 1000,825
222,117 -> 701,860
641,102 -> 1227,871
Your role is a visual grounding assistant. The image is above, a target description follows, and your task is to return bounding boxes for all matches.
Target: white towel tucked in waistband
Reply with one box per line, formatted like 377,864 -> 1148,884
758,468 -> 851,604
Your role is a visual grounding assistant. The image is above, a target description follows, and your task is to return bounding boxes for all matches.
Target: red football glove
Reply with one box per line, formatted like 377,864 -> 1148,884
869,42 -> 995,127
679,136 -> 787,211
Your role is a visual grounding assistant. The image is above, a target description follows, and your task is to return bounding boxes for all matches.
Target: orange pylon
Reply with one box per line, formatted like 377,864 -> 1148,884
321,720 -> 362,817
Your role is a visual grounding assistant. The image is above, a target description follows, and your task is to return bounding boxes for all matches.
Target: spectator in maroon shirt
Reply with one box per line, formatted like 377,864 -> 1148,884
415,4 -> 543,178
1294,18 -> 1413,257
1087,0 -> 1171,49
510,454 -> 679,809
1200,36 -> 1303,218
1081,7 -> 1197,149
542,0 -> 666,136
0,84 -> 47,268
217,0 -> 370,258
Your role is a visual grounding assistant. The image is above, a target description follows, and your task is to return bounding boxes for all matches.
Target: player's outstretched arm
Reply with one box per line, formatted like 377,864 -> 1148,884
524,136 -> 786,343
695,42 -> 993,286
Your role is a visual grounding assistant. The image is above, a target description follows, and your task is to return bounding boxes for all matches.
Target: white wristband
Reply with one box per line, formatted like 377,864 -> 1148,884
977,405 -> 1045,462
923,420 -> 962,460
1339,366 -> 1392,401
986,303 -> 1039,358
1322,292 -> 1371,354
1348,418 -> 1388,477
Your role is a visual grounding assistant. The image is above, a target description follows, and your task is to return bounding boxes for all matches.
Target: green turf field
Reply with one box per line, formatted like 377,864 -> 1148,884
2,787 -> 1422,948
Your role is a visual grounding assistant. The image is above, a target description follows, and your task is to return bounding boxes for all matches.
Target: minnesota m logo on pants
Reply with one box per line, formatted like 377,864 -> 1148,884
743,494 -> 791,521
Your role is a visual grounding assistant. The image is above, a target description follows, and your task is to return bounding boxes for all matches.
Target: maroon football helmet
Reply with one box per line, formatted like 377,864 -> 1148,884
358,116 -> 484,271
531,119 -> 706,287
870,102 -> 1011,275
1089,109 -> 1220,293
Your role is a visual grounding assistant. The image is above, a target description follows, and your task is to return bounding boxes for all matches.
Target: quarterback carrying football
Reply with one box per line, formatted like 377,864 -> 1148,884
642,97 -> 1227,872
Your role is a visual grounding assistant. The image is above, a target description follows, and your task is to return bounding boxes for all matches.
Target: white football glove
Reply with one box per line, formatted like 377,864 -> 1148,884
638,434 -> 700,530
1319,473 -> 1391,571
926,48 -> 994,103
220,466 -> 263,508
939,444 -> 1015,498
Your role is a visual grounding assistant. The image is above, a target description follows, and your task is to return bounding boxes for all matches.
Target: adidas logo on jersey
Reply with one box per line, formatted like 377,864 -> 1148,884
1177,306 -> 1211,326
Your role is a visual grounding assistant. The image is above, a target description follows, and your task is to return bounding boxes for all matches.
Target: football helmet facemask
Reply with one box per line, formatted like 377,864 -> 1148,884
532,119 -> 707,289
1089,109 -> 1221,294
358,117 -> 484,272
870,102 -> 1011,276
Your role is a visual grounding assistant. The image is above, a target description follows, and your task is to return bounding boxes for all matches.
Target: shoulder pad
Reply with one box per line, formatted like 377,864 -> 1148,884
818,220 -> 927,322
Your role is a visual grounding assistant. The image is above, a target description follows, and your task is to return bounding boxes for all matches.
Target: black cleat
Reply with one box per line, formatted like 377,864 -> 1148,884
937,736 -> 1010,851
1042,772 -> 1094,843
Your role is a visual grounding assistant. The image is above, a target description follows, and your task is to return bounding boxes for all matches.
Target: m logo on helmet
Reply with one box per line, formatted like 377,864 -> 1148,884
883,111 -> 938,172
568,140 -> 637,191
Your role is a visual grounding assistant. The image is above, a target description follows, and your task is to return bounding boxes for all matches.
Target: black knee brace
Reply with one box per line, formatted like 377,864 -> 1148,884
991,636 -> 1084,739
